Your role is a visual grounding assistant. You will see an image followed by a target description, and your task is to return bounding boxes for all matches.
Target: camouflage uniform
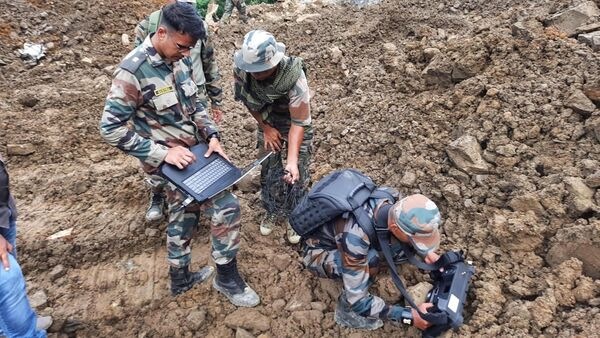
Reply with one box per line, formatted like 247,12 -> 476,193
134,12 -> 223,111
222,0 -> 248,23
234,56 -> 313,217
302,197 -> 407,319
100,36 -> 239,267
134,8 -> 224,208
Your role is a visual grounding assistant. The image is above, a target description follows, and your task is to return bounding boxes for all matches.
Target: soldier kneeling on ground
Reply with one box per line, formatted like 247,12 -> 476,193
292,169 -> 457,331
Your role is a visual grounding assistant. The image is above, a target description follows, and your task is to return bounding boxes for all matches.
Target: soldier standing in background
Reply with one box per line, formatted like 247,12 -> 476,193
220,0 -> 248,24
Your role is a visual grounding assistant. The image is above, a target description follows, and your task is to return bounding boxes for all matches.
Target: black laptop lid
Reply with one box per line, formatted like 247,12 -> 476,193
159,143 -> 242,203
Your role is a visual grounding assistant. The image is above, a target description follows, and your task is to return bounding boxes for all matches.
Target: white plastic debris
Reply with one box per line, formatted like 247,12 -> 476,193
47,228 -> 73,240
18,42 -> 47,66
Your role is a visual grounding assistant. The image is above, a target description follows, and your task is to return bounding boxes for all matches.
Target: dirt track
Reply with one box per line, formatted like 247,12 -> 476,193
1,0 -> 599,337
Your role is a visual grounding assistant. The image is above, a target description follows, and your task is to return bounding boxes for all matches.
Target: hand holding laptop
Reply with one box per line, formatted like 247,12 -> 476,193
165,146 -> 197,169
204,137 -> 230,162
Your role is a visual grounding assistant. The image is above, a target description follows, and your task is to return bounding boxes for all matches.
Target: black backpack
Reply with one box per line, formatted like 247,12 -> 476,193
288,168 -> 396,241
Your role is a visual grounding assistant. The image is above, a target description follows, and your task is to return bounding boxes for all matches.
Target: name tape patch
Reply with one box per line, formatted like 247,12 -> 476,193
154,85 -> 174,96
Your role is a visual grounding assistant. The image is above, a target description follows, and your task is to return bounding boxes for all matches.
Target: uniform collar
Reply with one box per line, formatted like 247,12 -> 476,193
142,34 -> 167,67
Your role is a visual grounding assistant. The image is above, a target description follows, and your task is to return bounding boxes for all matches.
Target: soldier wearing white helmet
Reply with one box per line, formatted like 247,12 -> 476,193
233,30 -> 314,244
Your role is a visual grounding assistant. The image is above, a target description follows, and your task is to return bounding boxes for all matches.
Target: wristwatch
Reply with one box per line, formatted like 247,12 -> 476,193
207,132 -> 220,142
401,307 -> 414,325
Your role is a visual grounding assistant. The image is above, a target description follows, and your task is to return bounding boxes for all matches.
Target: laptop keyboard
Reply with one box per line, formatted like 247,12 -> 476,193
183,158 -> 232,194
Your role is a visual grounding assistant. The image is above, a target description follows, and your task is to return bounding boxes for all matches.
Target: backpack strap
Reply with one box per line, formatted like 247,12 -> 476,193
148,10 -> 162,35
357,200 -> 453,329
375,227 -> 449,327
354,188 -> 396,250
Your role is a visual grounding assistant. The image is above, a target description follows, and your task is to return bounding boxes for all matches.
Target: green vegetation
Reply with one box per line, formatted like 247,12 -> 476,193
196,0 -> 276,18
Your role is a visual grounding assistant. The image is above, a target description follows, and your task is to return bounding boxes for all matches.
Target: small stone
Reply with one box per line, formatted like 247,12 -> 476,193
566,89 -> 597,117
18,96 -> 39,108
271,299 -> 286,312
578,31 -> 600,51
291,310 -> 324,327
224,308 -> 271,332
121,33 -> 130,46
49,265 -> 66,281
81,57 -> 93,65
186,309 -> 206,331
236,328 -> 255,338
29,290 -> 48,309
272,254 -> 291,272
446,135 -> 490,174
442,183 -> 461,201
585,171 -> 600,188
310,301 -> 327,311
545,1 -> 600,36
329,46 -> 343,64
145,228 -> 159,237
103,65 -> 116,76
7,143 -> 36,156
400,171 -> 417,186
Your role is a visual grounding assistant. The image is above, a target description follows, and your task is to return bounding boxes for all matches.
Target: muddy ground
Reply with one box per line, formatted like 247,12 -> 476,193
1,0 -> 600,337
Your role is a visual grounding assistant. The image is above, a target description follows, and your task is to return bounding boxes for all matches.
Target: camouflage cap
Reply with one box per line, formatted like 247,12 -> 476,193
389,194 -> 441,256
234,30 -> 286,73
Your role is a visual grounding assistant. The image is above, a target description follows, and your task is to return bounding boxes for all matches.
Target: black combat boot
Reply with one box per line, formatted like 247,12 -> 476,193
334,292 -> 384,330
212,258 -> 260,307
170,265 -> 214,296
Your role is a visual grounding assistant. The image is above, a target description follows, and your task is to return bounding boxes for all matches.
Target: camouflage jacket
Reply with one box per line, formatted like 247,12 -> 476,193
134,10 -> 223,108
100,36 -> 218,170
304,197 -> 406,319
233,56 -> 312,127
0,154 -> 17,228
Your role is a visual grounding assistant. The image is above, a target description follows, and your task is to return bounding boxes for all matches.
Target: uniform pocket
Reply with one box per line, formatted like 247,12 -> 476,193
152,90 -> 178,111
181,78 -> 197,98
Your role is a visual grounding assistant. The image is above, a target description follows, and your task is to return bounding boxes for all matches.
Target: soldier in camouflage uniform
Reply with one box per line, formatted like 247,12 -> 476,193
134,0 -> 225,223
302,192 -> 443,330
233,30 -> 313,244
220,0 -> 248,24
100,2 -> 259,307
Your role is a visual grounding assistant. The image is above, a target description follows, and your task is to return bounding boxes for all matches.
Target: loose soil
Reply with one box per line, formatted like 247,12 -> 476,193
0,0 -> 599,337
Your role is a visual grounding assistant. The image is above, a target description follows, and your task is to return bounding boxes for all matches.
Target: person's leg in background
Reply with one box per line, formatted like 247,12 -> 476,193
0,254 -> 46,338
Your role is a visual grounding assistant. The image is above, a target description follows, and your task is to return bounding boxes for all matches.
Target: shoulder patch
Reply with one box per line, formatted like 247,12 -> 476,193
119,49 -> 147,74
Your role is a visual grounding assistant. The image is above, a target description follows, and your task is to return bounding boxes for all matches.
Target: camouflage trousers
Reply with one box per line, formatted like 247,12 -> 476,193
302,246 -> 380,284
158,178 -> 241,268
257,116 -> 313,217
222,0 -> 247,20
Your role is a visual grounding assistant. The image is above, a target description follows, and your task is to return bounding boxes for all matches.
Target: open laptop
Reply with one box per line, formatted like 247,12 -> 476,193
160,143 -> 272,209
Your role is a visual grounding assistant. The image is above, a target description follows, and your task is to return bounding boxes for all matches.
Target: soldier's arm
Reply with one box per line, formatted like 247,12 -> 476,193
99,69 -> 168,167
200,30 -> 223,108
286,70 -> 311,164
